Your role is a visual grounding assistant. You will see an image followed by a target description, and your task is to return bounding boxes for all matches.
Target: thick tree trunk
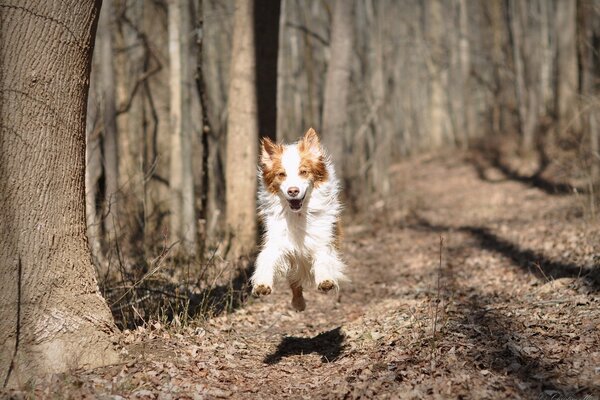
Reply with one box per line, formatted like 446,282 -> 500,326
226,0 -> 259,257
0,0 -> 119,384
168,0 -> 197,257
322,0 -> 354,181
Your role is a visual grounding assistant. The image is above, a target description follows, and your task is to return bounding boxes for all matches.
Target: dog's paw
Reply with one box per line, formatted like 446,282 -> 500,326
317,280 -> 335,292
291,295 -> 306,312
252,284 -> 272,297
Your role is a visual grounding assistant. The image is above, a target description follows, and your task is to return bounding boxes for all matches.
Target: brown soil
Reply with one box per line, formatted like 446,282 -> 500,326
5,151 -> 600,399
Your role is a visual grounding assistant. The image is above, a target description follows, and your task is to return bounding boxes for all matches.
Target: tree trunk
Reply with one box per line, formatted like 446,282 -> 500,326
99,0 -> 120,244
168,0 -> 197,257
86,62 -> 105,269
425,0 -> 453,148
322,0 -> 354,181
253,0 -> 280,141
555,0 -> 580,136
458,0 -> 474,141
0,0 -> 119,384
509,0 -> 538,152
226,0 -> 259,257
579,0 -> 600,182
489,0 -> 507,135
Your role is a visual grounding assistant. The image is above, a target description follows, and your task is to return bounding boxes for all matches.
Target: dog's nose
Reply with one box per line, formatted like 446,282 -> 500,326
287,187 -> 300,197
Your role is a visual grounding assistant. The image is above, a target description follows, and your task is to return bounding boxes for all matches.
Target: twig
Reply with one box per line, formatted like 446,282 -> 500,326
285,22 -> 329,46
115,13 -> 163,115
110,240 -> 178,307
112,292 -> 152,311
432,236 -> 443,349
532,261 -> 551,283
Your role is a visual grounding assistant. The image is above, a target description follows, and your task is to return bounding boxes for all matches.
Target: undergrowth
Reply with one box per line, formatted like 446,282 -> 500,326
96,240 -> 252,330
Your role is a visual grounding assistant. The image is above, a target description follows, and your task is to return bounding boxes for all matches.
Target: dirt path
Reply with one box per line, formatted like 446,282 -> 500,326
8,152 -> 600,399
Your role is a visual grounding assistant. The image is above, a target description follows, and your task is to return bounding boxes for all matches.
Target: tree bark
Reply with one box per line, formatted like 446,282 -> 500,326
458,0 -> 474,141
555,0 -> 580,136
579,0 -> 600,182
98,0 -> 120,243
509,0 -> 539,152
86,62 -> 105,269
226,0 -> 259,257
168,0 -> 197,257
322,0 -> 354,181
0,0 -> 119,384
114,1 -> 148,258
425,0 -> 453,148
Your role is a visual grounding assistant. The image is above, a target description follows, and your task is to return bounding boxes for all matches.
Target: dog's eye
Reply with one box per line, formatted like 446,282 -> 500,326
277,171 -> 286,178
299,169 -> 308,177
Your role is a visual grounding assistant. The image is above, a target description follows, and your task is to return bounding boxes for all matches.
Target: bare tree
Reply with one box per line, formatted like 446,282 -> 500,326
86,62 -> 105,268
425,0 -> 453,147
99,0 -> 120,243
226,0 -> 259,257
509,0 -> 542,152
0,0 -> 118,383
168,0 -> 197,257
555,0 -> 579,137
579,0 -> 600,183
254,0 -> 280,141
322,0 -> 354,181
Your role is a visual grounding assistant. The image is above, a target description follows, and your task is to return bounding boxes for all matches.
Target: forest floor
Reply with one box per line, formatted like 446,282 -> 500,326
6,149 -> 600,399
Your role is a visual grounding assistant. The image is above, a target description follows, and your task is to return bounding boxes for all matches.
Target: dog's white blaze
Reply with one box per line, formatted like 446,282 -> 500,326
252,139 -> 346,298
279,146 -> 309,200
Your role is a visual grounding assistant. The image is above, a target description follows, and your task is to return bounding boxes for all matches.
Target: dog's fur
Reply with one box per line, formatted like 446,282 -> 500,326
251,128 -> 345,311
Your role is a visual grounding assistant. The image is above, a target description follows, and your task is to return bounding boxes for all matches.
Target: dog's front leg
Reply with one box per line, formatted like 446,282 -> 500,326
313,246 -> 345,292
251,243 -> 282,296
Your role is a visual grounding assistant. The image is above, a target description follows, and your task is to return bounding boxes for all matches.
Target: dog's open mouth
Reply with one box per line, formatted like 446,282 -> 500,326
288,198 -> 303,211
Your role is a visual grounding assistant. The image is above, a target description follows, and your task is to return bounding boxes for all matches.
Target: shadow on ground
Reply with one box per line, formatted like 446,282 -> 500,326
454,290 -> 594,398
263,327 -> 346,365
409,217 -> 599,292
469,146 -> 582,196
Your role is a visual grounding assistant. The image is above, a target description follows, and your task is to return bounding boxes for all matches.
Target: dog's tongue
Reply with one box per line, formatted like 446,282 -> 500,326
289,199 -> 303,210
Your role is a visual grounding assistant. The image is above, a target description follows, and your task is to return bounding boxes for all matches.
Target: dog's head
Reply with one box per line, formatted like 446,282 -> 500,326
260,128 -> 329,213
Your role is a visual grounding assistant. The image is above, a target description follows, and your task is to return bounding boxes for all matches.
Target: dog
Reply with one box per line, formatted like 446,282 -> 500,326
250,127 -> 345,311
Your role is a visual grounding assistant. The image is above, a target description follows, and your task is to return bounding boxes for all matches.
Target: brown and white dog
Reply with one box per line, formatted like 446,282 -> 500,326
251,128 -> 345,311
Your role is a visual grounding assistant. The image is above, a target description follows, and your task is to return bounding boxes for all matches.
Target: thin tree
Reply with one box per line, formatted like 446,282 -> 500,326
226,0 -> 260,257
253,0 -> 280,142
322,0 -> 354,183
99,0 -> 120,244
168,0 -> 197,257
555,0 -> 580,137
86,60 -> 105,268
425,0 -> 453,147
0,0 -> 118,384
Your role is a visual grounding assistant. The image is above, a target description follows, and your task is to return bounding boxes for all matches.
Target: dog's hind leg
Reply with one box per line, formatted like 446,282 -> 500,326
290,282 -> 306,312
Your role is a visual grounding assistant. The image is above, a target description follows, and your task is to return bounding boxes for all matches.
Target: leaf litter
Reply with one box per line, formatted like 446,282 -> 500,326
4,151 -> 600,399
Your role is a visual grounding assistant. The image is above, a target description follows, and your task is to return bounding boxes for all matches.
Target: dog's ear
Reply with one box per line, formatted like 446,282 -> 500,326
301,127 -> 322,157
260,137 -> 279,168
